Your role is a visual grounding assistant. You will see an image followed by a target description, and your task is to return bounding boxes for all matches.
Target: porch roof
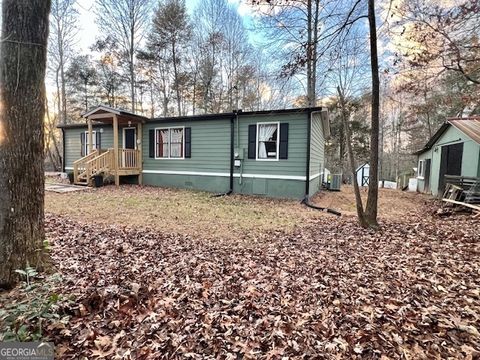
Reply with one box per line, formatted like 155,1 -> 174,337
82,105 -> 148,125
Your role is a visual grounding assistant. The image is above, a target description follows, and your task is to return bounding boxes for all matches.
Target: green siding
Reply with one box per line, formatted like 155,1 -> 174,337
143,119 -> 231,174
308,112 -> 325,196
63,125 -> 114,169
231,113 -> 309,198
417,125 -> 480,196
234,113 -> 308,176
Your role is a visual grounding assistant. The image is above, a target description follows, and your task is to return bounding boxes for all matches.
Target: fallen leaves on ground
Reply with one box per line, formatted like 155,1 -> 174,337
37,202 -> 480,359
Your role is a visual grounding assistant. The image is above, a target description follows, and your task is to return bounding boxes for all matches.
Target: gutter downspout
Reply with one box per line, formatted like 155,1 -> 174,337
229,112 -> 235,193
304,109 -> 312,198
61,128 -> 66,173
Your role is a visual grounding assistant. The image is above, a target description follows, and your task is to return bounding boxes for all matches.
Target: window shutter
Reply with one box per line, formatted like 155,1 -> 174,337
279,123 -> 289,159
149,129 -> 155,158
80,132 -> 85,157
96,132 -> 101,150
185,127 -> 191,158
248,124 -> 256,159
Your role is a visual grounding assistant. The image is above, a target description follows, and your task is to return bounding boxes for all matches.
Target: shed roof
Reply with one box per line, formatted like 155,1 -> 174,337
448,117 -> 480,144
413,117 -> 480,155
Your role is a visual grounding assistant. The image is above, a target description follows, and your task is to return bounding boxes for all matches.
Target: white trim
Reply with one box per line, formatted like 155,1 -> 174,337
142,169 -> 306,181
65,167 -> 73,170
309,173 -> 321,181
256,121 -> 280,161
143,170 -> 230,177
84,130 -> 97,155
239,173 -> 305,181
418,159 -> 425,178
123,127 -> 137,150
83,105 -> 121,118
154,126 -> 185,160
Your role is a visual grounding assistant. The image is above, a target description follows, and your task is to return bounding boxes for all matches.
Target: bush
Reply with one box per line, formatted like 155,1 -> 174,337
0,270 -> 68,342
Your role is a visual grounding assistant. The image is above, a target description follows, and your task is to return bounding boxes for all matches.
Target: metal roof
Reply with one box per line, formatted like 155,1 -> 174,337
448,117 -> 480,144
413,117 -> 480,155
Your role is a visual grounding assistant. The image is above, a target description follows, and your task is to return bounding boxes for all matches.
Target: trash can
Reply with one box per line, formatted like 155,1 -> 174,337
67,172 -> 74,184
93,175 -> 104,188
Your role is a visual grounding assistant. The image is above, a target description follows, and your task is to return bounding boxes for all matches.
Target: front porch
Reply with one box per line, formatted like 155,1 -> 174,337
73,105 -> 147,186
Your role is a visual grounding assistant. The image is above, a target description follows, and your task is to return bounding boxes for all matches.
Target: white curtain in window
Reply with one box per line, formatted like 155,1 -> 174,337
160,129 -> 169,157
170,129 -> 183,157
258,124 -> 277,158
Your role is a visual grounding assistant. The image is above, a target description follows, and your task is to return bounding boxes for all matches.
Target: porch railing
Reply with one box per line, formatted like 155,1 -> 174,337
120,149 -> 140,169
73,149 -> 98,183
85,149 -> 114,179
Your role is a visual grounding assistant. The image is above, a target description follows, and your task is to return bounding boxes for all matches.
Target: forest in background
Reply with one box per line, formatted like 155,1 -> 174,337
44,0 -> 480,182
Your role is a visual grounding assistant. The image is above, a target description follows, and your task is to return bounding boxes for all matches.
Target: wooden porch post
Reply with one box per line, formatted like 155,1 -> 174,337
87,118 -> 93,154
138,122 -> 143,185
113,114 -> 120,186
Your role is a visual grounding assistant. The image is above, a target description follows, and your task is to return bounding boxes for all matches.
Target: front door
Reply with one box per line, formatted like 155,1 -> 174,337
123,128 -> 136,168
438,142 -> 463,194
124,128 -> 136,150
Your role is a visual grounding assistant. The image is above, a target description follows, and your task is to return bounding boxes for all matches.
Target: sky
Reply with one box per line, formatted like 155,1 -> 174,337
74,0 -> 256,53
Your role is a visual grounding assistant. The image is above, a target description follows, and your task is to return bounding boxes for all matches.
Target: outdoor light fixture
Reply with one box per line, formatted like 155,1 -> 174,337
99,128 -> 104,133
128,120 -> 132,127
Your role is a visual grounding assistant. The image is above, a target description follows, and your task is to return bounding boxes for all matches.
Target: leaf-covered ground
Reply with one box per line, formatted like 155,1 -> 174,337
40,196 -> 479,359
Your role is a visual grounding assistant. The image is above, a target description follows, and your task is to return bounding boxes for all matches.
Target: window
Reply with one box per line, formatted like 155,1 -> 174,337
418,160 -> 425,179
84,131 -> 96,155
257,122 -> 279,160
155,127 -> 184,159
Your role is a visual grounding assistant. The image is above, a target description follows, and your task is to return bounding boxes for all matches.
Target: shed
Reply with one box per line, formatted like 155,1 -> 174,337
356,163 -> 370,187
413,117 -> 480,196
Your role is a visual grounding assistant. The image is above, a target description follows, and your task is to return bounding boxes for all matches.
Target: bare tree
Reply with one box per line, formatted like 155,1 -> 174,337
0,0 -> 51,288
95,0 -> 153,112
364,0 -> 380,227
49,0 -> 78,124
338,86 -> 368,227
150,0 -> 191,115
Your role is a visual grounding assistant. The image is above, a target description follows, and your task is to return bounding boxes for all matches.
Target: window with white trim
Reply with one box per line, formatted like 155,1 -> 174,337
257,122 -> 279,160
84,131 -> 97,155
418,160 -> 425,178
155,127 -> 184,159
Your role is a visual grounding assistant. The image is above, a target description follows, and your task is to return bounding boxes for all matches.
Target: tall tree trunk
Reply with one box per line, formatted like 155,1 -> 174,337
364,0 -> 380,228
59,38 -> 67,124
172,40 -> 182,116
192,72 -> 197,115
0,0 -> 51,288
129,29 -> 135,112
54,11 -> 64,124
338,87 -> 368,228
150,80 -> 155,118
45,98 -> 61,171
306,0 -> 313,107
55,66 -> 61,122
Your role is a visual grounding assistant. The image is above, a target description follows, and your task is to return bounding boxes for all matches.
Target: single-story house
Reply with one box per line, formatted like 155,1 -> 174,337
414,117 -> 480,196
58,105 -> 330,199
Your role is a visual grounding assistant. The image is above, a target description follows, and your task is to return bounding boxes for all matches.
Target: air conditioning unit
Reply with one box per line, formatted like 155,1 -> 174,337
329,174 -> 342,191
